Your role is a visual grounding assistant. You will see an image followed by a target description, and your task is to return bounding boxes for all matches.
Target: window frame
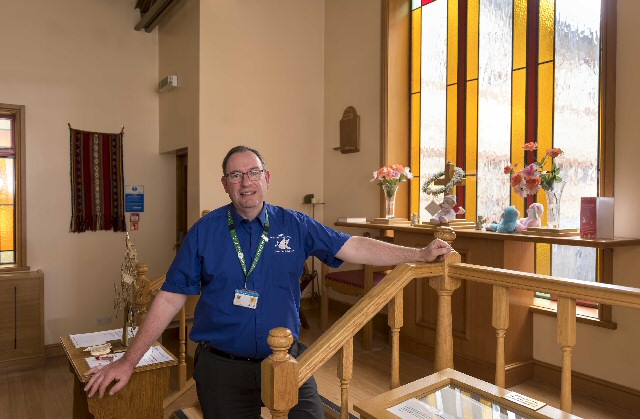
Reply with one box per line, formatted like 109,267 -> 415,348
382,0 -> 616,325
0,103 -> 27,270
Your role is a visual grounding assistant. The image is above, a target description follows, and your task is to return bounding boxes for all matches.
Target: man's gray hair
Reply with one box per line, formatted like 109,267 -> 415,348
221,146 -> 268,174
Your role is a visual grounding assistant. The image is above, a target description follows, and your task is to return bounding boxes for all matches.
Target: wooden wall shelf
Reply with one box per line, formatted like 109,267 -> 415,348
334,221 -> 640,249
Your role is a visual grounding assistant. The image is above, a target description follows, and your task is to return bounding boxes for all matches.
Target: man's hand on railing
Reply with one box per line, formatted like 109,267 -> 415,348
420,238 -> 453,263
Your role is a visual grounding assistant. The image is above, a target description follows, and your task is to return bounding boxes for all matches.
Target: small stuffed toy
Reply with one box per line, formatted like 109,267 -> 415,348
518,202 -> 544,230
430,194 -> 465,225
487,206 -> 523,233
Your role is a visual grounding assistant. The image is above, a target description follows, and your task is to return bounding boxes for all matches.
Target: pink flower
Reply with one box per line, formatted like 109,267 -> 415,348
524,176 -> 542,195
371,164 -> 413,186
522,163 -> 538,177
523,142 -> 538,151
546,148 -> 563,158
514,185 -> 528,198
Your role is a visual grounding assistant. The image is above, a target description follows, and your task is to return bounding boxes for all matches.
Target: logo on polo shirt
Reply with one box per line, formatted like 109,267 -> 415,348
271,234 -> 294,253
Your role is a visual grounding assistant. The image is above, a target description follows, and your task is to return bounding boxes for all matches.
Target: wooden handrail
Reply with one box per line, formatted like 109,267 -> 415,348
296,261 -> 449,385
449,263 -> 640,308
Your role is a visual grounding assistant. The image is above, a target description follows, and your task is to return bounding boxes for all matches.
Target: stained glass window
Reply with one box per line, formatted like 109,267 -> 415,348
0,116 -> 15,264
411,0 -> 606,307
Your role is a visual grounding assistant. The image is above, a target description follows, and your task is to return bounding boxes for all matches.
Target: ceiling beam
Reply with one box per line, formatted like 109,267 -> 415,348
134,0 -> 181,33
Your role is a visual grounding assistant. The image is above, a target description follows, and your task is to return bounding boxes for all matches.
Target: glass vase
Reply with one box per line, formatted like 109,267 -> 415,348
382,183 -> 400,219
545,181 -> 566,229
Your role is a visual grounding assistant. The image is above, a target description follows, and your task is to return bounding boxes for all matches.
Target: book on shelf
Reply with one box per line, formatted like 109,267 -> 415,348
336,217 -> 368,223
370,218 -> 411,225
580,197 -> 614,239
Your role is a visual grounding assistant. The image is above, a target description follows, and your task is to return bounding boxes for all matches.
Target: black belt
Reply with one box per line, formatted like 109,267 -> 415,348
201,343 -> 265,363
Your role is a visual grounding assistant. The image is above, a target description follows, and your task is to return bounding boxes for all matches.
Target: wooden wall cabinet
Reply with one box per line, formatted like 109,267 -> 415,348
0,270 -> 45,371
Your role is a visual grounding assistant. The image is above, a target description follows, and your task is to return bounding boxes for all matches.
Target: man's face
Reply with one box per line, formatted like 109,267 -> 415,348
221,151 -> 270,217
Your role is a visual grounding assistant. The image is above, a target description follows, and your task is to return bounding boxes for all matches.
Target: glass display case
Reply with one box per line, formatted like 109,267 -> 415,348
355,369 -> 580,419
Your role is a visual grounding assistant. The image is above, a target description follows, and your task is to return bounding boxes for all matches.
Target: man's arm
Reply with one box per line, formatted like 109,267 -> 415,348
335,236 -> 452,266
84,290 -> 187,398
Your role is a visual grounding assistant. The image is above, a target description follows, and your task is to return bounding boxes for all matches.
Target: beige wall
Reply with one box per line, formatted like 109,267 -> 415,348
0,0 -> 175,344
323,0 -> 382,234
159,0 -> 201,225
534,1 -> 640,390
198,0 -> 325,217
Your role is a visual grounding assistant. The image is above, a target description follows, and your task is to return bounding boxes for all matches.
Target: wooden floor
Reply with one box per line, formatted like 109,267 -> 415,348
2,305 -> 637,418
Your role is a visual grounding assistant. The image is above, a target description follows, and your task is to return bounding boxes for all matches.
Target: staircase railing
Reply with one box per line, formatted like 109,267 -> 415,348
263,252 -> 462,418
263,254 -> 640,417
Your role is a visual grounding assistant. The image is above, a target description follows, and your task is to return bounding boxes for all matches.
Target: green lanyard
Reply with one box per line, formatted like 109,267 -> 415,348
227,206 -> 270,288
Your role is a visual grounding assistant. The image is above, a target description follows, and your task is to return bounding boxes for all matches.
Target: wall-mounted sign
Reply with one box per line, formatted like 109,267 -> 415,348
125,185 -> 144,212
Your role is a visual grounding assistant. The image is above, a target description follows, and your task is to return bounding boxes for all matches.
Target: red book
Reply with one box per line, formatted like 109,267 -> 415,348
580,197 -> 614,239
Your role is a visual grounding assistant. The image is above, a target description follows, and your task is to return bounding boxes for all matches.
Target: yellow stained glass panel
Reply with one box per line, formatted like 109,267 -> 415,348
536,243 -> 551,276
446,84 -> 457,164
511,69 -> 526,214
465,175 -> 477,223
513,0 -> 528,70
0,205 -> 14,251
447,0 -> 459,85
537,62 -> 554,157
539,0 -> 555,63
412,8 -> 422,94
466,79 -> 478,175
411,93 -> 421,215
466,0 -> 479,81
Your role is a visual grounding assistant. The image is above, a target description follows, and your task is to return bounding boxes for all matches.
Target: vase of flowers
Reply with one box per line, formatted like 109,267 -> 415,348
371,164 -> 413,219
504,142 -> 564,227
545,180 -> 566,229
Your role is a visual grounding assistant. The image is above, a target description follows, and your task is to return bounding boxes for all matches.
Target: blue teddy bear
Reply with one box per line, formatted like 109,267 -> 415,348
487,206 -> 522,234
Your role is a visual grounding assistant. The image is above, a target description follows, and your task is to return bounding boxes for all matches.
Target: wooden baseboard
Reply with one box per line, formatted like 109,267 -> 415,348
45,342 -> 65,358
0,354 -> 45,372
533,361 -> 640,415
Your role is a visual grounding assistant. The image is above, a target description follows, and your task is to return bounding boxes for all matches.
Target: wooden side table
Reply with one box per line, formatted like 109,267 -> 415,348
61,335 -> 177,419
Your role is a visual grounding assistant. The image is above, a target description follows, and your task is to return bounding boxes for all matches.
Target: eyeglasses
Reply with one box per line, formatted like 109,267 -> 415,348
224,169 -> 265,184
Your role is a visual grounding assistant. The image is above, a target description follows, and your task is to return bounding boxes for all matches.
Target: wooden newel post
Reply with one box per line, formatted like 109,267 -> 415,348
262,328 -> 299,418
134,262 -> 151,326
429,251 -> 461,371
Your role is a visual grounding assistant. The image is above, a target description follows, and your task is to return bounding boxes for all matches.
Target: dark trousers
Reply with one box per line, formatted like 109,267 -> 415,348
193,341 -> 324,418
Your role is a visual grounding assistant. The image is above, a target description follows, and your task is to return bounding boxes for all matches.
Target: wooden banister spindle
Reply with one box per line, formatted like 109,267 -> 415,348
362,264 -> 375,350
492,285 -> 509,388
337,338 -> 353,419
134,262 -> 151,325
429,251 -> 462,371
557,297 -> 576,413
262,328 -> 298,418
388,291 -> 403,389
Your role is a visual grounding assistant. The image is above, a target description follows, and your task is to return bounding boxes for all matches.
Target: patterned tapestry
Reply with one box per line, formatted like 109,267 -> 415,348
69,125 -> 126,233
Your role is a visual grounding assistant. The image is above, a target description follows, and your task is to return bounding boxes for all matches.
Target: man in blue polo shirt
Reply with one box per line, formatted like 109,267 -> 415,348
84,145 -> 452,418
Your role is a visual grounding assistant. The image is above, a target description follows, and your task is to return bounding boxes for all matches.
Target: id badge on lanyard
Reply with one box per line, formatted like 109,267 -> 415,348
233,289 -> 259,309
228,206 -> 269,310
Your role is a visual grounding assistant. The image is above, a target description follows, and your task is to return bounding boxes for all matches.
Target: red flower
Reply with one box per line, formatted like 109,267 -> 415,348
523,142 -> 538,151
546,148 -> 563,158
503,165 -> 512,174
510,172 -> 524,188
524,175 -> 542,195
